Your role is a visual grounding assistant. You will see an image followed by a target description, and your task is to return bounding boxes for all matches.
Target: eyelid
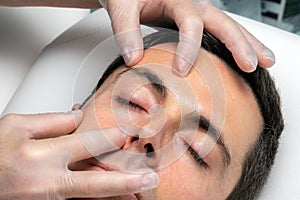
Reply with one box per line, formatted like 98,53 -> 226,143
178,131 -> 206,158
190,140 -> 203,156
130,90 -> 156,112
182,139 -> 208,169
117,84 -> 159,113
115,96 -> 147,113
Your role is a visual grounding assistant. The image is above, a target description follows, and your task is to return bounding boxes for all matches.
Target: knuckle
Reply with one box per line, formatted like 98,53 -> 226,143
219,22 -> 238,49
179,16 -> 203,33
223,34 -> 236,50
109,0 -> 138,21
56,172 -> 79,198
85,178 -> 99,194
19,143 -> 36,162
0,114 -> 26,134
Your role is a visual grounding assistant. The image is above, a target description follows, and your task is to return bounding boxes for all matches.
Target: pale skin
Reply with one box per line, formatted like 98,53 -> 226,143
72,43 -> 263,199
0,0 -> 271,198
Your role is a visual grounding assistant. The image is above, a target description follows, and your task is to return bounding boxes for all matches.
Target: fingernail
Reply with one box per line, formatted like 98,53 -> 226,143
123,52 -> 134,65
173,59 -> 192,77
70,110 -> 83,126
262,48 -> 275,63
123,50 -> 141,66
141,173 -> 160,191
245,54 -> 258,72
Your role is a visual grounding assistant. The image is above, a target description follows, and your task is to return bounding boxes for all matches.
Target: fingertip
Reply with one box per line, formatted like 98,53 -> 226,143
113,127 -> 128,147
114,28 -> 144,66
123,49 -> 144,66
173,57 -> 192,77
260,48 -> 276,67
235,49 -> 258,73
245,55 -> 258,72
140,172 -> 160,192
69,110 -> 83,127
243,62 -> 257,73
125,171 -> 160,193
173,32 -> 201,76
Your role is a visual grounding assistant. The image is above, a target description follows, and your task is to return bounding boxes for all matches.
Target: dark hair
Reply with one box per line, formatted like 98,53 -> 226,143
91,28 -> 284,200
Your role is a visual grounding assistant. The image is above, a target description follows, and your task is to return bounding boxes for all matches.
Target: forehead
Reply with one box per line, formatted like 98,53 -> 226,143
133,42 -> 263,169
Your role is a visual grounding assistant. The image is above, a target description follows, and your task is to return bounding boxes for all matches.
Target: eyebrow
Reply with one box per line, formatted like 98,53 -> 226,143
187,112 -> 231,168
122,68 -> 167,98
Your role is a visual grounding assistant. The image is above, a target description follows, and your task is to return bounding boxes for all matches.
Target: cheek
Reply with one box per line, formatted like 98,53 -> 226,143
155,158 -> 207,200
79,93 -> 117,131
94,94 -> 117,128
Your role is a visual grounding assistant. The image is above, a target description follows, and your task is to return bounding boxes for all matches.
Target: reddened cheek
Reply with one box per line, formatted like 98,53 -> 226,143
94,103 -> 116,129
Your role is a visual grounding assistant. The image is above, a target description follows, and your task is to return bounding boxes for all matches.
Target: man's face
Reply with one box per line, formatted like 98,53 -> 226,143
74,43 -> 263,200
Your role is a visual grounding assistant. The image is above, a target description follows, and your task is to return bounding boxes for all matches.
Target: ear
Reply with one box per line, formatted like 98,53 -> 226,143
72,103 -> 81,111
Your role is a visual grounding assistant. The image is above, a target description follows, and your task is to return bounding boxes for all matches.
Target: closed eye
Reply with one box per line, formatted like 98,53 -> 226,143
184,142 -> 209,169
115,96 -> 148,113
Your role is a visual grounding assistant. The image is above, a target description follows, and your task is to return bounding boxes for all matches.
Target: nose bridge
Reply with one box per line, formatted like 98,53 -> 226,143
121,103 -> 183,169
139,106 -> 181,151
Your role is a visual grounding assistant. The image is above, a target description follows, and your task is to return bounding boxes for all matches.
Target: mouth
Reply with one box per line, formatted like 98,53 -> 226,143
97,161 -> 119,171
87,159 -> 141,200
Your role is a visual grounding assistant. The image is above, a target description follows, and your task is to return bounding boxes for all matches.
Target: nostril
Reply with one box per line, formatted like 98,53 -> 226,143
133,135 -> 139,142
127,135 -> 139,144
144,143 -> 155,158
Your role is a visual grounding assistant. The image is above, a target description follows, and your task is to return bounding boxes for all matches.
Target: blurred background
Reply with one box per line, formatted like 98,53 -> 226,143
211,0 -> 300,35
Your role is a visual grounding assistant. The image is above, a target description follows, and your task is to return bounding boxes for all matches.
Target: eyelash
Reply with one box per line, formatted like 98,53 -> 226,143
115,96 -> 147,113
184,142 -> 209,169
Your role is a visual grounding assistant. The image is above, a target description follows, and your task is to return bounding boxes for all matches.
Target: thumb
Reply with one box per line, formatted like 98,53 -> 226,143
60,170 -> 160,198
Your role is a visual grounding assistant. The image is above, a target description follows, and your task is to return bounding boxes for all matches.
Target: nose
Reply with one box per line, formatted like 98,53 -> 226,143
122,105 -> 180,169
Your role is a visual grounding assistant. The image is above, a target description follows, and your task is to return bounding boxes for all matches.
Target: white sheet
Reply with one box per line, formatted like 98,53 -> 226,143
0,7 -> 89,114
2,9 -> 300,199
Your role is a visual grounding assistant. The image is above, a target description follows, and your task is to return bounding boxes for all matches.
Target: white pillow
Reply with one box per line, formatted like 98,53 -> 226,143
3,9 -> 300,200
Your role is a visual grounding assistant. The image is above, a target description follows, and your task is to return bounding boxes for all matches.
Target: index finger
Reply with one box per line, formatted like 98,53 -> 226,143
165,1 -> 203,76
61,170 -> 159,198
199,2 -> 259,72
46,127 -> 127,163
105,0 -> 144,66
0,111 -> 83,139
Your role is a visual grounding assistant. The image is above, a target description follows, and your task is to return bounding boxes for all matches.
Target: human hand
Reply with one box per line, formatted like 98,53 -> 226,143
0,111 -> 159,200
99,0 -> 275,76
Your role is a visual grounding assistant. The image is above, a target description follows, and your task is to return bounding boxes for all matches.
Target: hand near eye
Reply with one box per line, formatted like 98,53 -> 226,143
0,112 -> 159,199
99,0 -> 275,76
